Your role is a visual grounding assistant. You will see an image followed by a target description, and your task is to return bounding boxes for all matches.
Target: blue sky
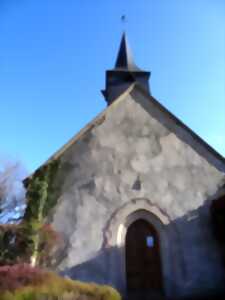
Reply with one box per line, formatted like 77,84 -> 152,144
0,0 -> 224,175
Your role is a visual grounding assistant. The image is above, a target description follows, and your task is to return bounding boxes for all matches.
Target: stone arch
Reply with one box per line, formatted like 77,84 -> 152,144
104,198 -> 169,248
103,198 -> 175,297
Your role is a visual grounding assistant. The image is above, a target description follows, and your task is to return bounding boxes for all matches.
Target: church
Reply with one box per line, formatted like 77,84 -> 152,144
26,34 -> 225,299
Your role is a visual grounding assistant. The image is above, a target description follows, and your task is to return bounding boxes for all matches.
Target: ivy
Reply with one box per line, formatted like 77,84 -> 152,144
22,159 -> 60,266
0,160 -> 61,266
24,159 -> 60,222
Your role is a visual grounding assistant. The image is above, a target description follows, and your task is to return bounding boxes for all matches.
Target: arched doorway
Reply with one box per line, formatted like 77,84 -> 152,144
125,219 -> 163,297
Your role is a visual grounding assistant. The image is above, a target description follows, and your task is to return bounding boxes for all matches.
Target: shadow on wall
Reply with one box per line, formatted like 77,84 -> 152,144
60,246 -> 120,286
58,200 -> 225,300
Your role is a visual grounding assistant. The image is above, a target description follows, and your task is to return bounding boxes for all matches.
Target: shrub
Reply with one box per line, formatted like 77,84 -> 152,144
0,264 -> 121,300
0,223 -> 61,267
38,223 -> 62,266
0,224 -> 29,265
0,264 -> 46,291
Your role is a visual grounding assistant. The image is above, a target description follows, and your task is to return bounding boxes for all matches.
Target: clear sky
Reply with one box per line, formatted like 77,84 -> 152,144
0,0 -> 224,175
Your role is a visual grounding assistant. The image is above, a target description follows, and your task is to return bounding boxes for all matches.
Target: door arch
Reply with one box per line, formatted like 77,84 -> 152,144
125,219 -> 163,295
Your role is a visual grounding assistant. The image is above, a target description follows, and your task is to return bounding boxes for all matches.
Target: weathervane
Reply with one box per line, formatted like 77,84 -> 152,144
121,15 -> 126,32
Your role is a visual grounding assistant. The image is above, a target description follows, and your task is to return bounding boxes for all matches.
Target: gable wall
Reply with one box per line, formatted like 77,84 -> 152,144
50,90 -> 225,298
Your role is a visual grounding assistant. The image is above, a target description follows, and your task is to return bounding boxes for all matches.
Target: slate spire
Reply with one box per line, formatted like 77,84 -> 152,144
114,33 -> 140,71
102,33 -> 151,105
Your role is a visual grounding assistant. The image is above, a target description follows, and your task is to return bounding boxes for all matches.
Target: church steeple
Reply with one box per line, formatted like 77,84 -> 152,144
102,33 -> 151,105
115,33 -> 140,71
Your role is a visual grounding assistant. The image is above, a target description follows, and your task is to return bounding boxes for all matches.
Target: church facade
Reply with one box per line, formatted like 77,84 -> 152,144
28,34 -> 225,299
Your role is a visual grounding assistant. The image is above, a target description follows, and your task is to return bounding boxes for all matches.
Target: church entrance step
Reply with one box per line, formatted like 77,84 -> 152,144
125,291 -> 165,300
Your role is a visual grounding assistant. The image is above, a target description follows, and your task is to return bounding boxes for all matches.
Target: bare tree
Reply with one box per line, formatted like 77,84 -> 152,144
0,158 -> 27,223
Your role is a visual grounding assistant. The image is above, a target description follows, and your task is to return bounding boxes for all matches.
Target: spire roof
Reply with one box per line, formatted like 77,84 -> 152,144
102,33 -> 150,104
114,33 -> 141,71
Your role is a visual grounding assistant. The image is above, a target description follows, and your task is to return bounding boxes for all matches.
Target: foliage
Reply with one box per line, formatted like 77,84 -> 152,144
0,264 -> 121,300
0,224 -> 27,265
22,159 -> 60,265
0,159 -> 61,266
0,264 -> 46,291
24,159 -> 60,222
38,223 -> 62,266
0,223 -> 60,266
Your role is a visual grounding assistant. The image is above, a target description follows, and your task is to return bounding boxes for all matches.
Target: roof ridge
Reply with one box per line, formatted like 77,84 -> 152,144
24,82 -> 225,181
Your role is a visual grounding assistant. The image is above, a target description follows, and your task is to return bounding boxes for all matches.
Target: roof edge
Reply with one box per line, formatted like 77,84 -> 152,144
23,84 -> 136,183
132,83 -> 225,171
24,82 -> 225,183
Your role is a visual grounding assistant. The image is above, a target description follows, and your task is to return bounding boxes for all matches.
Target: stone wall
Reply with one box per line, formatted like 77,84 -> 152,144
50,87 -> 225,299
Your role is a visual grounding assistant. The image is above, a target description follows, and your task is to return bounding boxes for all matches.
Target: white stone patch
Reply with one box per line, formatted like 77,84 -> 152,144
135,137 -> 152,154
185,145 -> 203,166
161,192 -> 174,207
130,154 -> 151,173
103,178 -> 118,199
150,154 -> 166,172
141,125 -> 150,136
52,194 -> 77,236
171,169 -> 192,192
68,195 -> 107,266
159,134 -> 187,168
120,169 -> 136,186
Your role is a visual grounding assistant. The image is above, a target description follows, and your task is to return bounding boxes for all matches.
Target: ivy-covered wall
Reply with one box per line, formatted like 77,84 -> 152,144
23,159 -> 61,266
0,159 -> 61,267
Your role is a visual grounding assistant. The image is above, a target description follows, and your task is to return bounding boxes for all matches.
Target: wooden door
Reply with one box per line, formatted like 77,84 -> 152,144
125,219 -> 163,294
